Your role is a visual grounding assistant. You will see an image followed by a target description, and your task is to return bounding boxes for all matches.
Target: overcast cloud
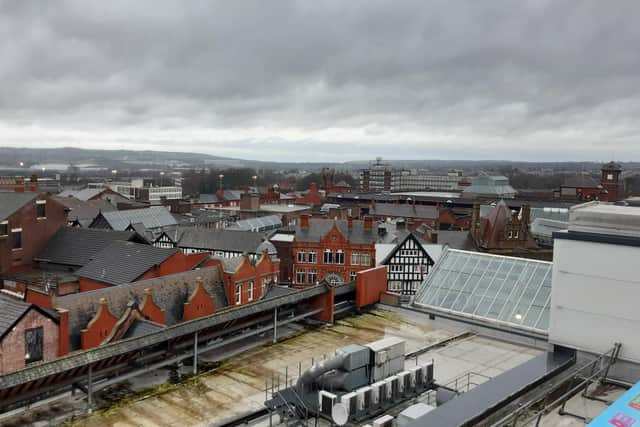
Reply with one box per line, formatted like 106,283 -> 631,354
1,0 -> 639,162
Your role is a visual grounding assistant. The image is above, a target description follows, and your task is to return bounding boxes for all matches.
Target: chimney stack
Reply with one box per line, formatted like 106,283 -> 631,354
300,214 -> 310,229
348,217 -> 353,229
364,215 -> 373,230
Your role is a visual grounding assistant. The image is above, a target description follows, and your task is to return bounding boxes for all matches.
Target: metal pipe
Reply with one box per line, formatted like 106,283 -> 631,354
193,331 -> 198,375
86,365 -> 93,414
273,307 -> 278,344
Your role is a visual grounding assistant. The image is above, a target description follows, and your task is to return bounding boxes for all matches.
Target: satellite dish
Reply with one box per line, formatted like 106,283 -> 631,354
332,403 -> 348,426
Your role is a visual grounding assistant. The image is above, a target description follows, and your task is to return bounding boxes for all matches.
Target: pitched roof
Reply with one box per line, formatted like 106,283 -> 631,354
174,227 -> 269,253
437,230 -> 477,251
53,197 -> 116,227
58,188 -> 106,201
0,294 -> 58,340
75,241 -> 178,286
463,176 -> 517,197
122,318 -> 165,339
215,256 -> 246,273
97,206 -> 178,230
562,174 -> 601,188
369,203 -> 438,219
54,266 -> 224,349
228,215 -> 282,232
35,227 -> 141,269
0,294 -> 31,340
480,200 -> 512,246
379,233 -> 437,266
0,192 -> 38,221
293,219 -> 378,244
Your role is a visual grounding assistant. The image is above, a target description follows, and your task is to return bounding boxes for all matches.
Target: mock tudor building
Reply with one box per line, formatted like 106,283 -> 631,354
0,193 -> 67,275
379,233 -> 437,296
289,215 -> 377,286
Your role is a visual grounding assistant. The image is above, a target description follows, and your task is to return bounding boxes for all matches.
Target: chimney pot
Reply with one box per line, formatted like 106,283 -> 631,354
300,214 -> 310,229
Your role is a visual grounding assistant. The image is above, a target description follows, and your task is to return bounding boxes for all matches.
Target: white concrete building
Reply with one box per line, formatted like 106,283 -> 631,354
549,201 -> 640,382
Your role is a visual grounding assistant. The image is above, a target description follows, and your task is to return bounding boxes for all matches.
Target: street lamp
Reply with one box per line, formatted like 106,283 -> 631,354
160,171 -> 165,186
252,175 -> 258,191
19,162 -> 24,167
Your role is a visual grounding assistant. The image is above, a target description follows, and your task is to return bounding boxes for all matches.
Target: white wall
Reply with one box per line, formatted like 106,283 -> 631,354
549,238 -> 640,363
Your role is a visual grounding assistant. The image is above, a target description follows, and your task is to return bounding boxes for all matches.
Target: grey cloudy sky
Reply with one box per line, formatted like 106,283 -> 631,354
1,0 -> 639,162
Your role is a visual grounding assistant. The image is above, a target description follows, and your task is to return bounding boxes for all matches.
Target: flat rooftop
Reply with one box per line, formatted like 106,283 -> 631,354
569,201 -> 640,237
64,307 -> 542,427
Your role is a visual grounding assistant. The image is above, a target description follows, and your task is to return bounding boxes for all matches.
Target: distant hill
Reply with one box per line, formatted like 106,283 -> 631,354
0,146 -> 638,175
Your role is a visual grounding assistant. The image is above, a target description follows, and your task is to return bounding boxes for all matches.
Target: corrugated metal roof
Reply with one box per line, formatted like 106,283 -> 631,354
75,241 -> 178,286
414,248 -> 552,332
99,206 -> 177,230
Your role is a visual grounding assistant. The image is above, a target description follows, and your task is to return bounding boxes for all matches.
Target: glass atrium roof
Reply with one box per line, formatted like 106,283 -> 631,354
414,248 -> 552,332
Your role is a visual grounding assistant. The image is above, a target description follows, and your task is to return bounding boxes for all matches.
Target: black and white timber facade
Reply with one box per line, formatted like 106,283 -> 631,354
381,233 -> 435,295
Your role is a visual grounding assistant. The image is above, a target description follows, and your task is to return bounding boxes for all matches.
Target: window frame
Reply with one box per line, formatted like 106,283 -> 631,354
0,221 -> 7,237
11,228 -> 22,251
36,200 -> 46,219
235,283 -> 241,305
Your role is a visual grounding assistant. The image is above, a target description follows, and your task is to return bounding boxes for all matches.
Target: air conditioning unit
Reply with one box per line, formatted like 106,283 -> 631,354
371,381 -> 385,405
357,386 -> 372,411
410,365 -> 423,388
341,392 -> 357,417
422,361 -> 434,384
319,391 -> 337,418
388,376 -> 400,400
373,414 -> 394,427
397,371 -> 410,394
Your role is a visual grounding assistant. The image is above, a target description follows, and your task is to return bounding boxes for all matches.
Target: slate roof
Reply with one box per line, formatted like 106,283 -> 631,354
53,266 -> 224,350
215,256 -> 246,273
122,318 -> 165,339
96,206 -> 178,230
293,219 -> 378,244
0,294 -> 58,340
562,174 -> 601,188
174,227 -> 270,254
36,227 -> 141,269
0,192 -> 37,221
369,203 -> 438,220
0,295 -> 31,340
53,196 -> 116,227
437,230 -> 477,251
75,241 -> 178,286
58,188 -> 106,201
195,194 -> 221,204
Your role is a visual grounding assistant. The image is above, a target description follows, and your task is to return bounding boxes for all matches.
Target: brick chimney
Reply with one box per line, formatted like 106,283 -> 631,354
300,214 -> 310,229
471,203 -> 480,240
56,308 -> 70,356
310,182 -> 318,193
348,217 -> 353,230
364,215 -> 373,230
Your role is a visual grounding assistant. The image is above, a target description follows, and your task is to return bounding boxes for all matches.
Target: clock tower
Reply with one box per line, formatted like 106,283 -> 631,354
601,161 -> 623,202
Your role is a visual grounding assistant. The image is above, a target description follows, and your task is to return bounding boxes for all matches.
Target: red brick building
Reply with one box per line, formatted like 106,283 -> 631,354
207,251 -> 280,306
0,294 -> 68,373
0,193 -> 67,275
601,161 -> 624,202
289,216 -> 377,286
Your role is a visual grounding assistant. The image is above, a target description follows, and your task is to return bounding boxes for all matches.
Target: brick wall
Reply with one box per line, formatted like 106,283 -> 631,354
0,309 -> 59,373
0,194 -> 67,274
355,266 -> 388,308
